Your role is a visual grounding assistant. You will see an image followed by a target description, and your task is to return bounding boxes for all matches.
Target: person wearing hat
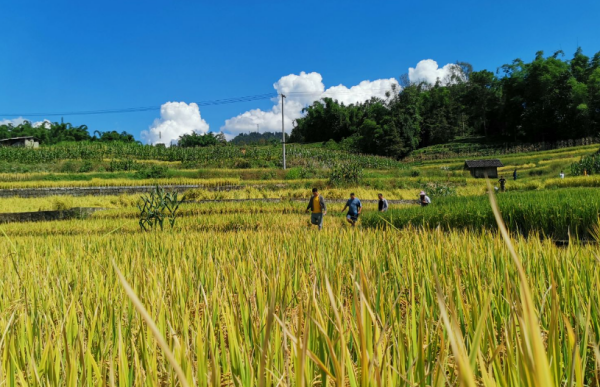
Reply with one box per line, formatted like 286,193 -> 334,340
419,191 -> 431,207
498,175 -> 507,192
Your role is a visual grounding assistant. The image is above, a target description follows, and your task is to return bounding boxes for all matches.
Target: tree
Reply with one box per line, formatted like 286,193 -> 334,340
284,47 -> 600,157
462,70 -> 502,137
93,130 -> 137,143
178,132 -> 226,147
230,131 -> 288,145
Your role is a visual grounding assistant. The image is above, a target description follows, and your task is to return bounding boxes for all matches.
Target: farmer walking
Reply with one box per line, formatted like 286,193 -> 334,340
341,193 -> 362,227
306,188 -> 326,230
498,176 -> 507,192
378,193 -> 389,212
419,191 -> 431,207
513,168 -> 517,181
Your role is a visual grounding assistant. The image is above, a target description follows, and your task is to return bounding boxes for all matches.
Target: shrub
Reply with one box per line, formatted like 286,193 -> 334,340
134,165 -> 169,179
60,161 -> 78,173
285,167 -> 310,180
421,182 -> 456,197
260,171 -> 277,180
323,139 -> 339,150
570,152 -> 600,175
410,169 -> 421,177
78,161 -> 94,173
108,159 -> 137,172
234,159 -> 252,169
328,163 -> 363,186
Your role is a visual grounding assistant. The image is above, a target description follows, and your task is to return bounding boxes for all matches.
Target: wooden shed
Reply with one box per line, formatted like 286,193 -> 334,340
464,159 -> 503,178
0,136 -> 40,148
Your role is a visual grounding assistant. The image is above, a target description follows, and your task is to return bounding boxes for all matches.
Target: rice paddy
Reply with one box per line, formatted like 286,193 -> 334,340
1,142 -> 599,385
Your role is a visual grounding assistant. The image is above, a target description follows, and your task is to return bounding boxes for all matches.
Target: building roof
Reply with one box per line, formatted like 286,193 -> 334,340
0,136 -> 40,142
464,159 -> 504,168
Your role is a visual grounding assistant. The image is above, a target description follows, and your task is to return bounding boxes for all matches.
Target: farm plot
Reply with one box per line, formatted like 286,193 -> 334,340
0,198 -> 599,385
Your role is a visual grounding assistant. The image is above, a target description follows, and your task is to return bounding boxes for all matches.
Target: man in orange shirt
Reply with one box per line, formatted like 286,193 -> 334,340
306,188 -> 327,230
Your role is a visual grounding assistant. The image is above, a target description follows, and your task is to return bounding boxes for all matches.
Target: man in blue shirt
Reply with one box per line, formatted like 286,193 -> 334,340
341,192 -> 362,227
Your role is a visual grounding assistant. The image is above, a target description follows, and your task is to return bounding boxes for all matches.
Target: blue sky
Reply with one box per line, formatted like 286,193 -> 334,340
1,0 -> 599,144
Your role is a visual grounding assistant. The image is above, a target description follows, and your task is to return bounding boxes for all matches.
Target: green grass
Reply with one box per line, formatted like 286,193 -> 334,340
362,187 -> 600,240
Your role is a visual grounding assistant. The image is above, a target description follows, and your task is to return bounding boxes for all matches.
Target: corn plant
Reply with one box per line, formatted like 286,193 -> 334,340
137,185 -> 184,231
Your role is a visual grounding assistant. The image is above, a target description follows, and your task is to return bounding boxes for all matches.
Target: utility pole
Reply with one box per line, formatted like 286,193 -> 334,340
281,94 -> 286,170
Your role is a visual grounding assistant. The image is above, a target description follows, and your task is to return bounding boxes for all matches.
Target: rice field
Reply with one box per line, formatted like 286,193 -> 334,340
1,142 -> 600,385
363,187 -> 600,240
0,196 -> 599,386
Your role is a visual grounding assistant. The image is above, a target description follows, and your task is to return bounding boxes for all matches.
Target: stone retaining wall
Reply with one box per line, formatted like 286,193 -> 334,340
0,207 -> 105,224
187,198 -> 419,205
0,184 -> 242,198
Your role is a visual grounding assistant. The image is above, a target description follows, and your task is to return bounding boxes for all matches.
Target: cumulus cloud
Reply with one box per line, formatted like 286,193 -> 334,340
141,102 -> 209,146
150,59 -> 459,141
33,119 -> 52,129
408,59 -> 463,85
220,72 -> 398,138
0,117 -> 51,129
0,117 -> 27,126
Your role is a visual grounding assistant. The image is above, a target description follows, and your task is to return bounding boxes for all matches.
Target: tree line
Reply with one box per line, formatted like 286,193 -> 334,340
230,131 -> 289,146
0,120 -> 137,144
290,48 -> 600,158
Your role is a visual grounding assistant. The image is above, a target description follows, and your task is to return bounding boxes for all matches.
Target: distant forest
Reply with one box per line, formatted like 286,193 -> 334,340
290,48 -> 600,158
230,131 -> 289,146
0,120 -> 137,144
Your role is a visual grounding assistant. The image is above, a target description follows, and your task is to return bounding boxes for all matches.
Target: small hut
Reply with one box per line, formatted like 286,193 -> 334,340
0,136 -> 40,148
464,159 -> 503,178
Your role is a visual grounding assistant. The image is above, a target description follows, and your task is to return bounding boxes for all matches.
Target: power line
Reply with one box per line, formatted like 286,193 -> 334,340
0,93 -> 278,117
286,87 -> 395,95
0,87 -> 399,118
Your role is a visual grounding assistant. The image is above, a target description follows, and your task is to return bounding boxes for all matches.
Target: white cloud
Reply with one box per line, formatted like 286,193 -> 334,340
322,79 -> 398,105
33,119 -> 52,129
141,102 -> 209,146
220,71 -> 398,138
408,59 -> 463,85
151,60 -> 459,141
0,117 -> 26,126
0,117 -> 51,129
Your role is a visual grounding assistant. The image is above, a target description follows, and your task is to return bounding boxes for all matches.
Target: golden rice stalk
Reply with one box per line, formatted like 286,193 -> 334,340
112,260 -> 190,387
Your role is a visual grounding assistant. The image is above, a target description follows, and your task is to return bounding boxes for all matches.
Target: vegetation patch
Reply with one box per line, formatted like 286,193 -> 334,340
362,188 -> 600,240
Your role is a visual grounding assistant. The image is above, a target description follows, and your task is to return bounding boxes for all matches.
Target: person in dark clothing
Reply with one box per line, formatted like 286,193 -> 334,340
378,193 -> 388,212
498,176 -> 507,192
513,169 -> 517,181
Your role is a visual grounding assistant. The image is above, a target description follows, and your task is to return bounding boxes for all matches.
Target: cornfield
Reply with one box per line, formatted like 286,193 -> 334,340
0,143 -> 403,169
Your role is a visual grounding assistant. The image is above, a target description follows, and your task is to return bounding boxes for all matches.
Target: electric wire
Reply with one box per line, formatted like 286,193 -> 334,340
1,87 -> 398,117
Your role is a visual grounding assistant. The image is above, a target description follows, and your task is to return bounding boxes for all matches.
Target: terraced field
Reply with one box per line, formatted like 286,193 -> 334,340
0,142 -> 599,385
